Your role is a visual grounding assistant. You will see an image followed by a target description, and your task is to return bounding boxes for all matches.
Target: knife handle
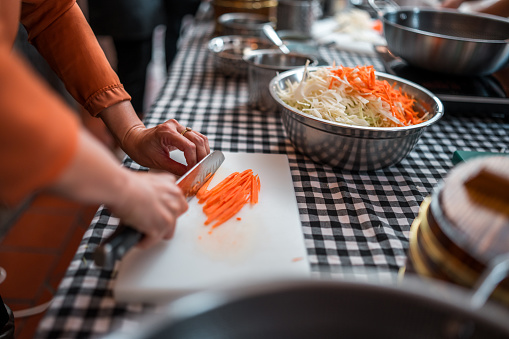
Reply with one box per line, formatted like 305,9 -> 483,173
94,224 -> 143,269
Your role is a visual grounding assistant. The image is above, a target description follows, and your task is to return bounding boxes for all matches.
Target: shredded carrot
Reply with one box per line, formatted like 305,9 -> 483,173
327,65 -> 424,126
198,169 -> 261,230
372,19 -> 383,33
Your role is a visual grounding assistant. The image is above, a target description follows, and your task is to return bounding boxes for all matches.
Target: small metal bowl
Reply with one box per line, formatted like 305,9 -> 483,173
269,67 -> 444,171
244,50 -> 319,112
218,13 -> 275,36
208,36 -> 275,77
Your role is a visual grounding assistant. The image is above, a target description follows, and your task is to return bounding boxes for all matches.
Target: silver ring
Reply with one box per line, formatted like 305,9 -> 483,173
181,127 -> 192,136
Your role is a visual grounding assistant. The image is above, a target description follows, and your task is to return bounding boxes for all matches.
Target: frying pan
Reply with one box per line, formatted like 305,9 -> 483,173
104,272 -> 509,339
370,0 -> 509,75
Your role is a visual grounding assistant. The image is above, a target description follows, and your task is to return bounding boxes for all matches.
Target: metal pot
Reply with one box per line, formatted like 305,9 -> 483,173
371,0 -> 509,76
244,50 -> 318,112
104,275 -> 509,339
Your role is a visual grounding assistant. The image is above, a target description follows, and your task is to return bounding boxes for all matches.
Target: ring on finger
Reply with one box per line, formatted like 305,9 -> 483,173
181,127 -> 192,136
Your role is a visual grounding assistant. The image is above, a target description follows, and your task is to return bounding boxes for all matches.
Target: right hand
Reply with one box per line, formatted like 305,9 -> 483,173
110,170 -> 188,248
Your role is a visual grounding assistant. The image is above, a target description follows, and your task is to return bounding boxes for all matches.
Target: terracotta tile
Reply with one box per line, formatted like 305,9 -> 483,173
0,251 -> 55,300
14,311 -> 46,339
80,204 -> 101,225
8,269 -> 57,339
1,209 -> 77,249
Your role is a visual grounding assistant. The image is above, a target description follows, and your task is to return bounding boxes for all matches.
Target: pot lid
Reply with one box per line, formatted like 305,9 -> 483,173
434,156 -> 509,264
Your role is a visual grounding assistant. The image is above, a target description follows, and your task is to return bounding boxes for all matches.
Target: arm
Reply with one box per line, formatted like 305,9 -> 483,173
20,0 -> 210,174
0,45 -> 186,248
99,101 -> 210,175
51,127 -> 188,248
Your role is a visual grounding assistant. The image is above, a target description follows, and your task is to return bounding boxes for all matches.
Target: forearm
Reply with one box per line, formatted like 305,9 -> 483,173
49,128 -> 130,210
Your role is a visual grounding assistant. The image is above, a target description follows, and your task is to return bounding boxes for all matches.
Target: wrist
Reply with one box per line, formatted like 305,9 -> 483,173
98,101 -> 145,149
121,123 -> 145,154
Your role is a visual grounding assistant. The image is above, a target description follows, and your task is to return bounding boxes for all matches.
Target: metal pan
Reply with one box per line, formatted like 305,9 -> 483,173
371,0 -> 509,76
104,273 -> 509,339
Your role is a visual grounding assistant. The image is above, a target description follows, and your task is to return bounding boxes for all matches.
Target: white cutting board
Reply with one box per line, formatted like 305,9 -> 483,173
113,152 -> 310,304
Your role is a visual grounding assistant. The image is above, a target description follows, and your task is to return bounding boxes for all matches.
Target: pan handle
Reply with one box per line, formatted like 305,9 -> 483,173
470,253 -> 509,309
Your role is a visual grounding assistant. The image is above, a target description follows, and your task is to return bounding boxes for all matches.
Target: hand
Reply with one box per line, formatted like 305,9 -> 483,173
48,128 -> 189,249
110,170 -> 188,248
98,102 -> 210,176
122,119 -> 210,175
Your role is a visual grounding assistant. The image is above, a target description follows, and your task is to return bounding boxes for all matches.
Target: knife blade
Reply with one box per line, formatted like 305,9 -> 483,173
93,150 -> 225,269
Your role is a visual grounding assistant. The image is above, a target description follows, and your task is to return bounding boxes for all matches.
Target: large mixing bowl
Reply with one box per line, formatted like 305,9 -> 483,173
269,67 -> 444,171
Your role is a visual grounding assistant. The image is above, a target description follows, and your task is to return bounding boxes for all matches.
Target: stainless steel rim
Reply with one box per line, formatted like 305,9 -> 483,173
269,67 -> 445,132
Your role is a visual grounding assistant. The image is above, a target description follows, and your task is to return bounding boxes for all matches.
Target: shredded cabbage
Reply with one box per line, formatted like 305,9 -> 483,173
277,65 -> 425,128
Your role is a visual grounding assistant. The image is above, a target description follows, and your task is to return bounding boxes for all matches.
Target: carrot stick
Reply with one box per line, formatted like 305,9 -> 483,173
327,65 -> 424,126
198,168 -> 261,230
196,173 -> 215,199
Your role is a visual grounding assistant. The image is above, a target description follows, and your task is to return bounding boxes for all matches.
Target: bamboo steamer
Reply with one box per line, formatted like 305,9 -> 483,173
212,0 -> 278,35
406,156 -> 509,306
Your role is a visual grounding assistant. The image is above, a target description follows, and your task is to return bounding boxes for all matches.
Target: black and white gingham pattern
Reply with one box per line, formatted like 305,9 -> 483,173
36,21 -> 509,338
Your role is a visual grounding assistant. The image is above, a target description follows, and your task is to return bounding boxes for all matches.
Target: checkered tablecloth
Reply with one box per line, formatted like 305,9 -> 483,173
36,21 -> 509,338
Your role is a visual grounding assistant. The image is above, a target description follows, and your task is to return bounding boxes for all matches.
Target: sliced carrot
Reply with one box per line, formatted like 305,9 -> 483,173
196,173 -> 215,199
198,172 -> 239,203
326,65 -> 424,126
198,168 -> 261,231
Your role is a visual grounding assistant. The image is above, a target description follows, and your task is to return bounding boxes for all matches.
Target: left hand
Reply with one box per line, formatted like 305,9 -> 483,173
122,119 -> 210,175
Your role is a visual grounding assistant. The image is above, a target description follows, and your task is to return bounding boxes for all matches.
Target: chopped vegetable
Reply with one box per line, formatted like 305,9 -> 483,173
196,169 -> 261,231
277,65 -> 428,127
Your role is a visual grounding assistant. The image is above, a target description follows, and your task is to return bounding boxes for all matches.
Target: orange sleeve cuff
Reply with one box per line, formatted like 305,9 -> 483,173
84,84 -> 131,117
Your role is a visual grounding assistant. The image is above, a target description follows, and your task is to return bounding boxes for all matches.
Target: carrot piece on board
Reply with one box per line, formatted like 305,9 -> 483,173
199,168 -> 261,230
196,173 -> 215,199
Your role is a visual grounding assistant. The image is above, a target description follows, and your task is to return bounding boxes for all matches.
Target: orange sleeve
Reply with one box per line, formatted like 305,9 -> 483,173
20,0 -> 131,116
0,44 -> 80,207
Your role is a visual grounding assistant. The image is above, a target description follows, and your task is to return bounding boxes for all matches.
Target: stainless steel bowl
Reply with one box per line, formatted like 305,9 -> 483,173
381,7 -> 509,75
244,50 -> 318,112
269,67 -> 444,171
218,13 -> 275,36
208,36 -> 275,77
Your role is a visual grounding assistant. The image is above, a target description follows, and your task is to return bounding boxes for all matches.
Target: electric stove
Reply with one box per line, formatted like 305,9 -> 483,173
375,45 -> 509,118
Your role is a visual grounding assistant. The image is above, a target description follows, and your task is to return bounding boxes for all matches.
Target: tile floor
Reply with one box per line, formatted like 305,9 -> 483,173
0,196 -> 99,339
0,26 -> 167,339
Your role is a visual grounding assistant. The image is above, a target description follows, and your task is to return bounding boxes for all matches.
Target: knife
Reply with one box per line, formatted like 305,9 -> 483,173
93,150 -> 225,269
